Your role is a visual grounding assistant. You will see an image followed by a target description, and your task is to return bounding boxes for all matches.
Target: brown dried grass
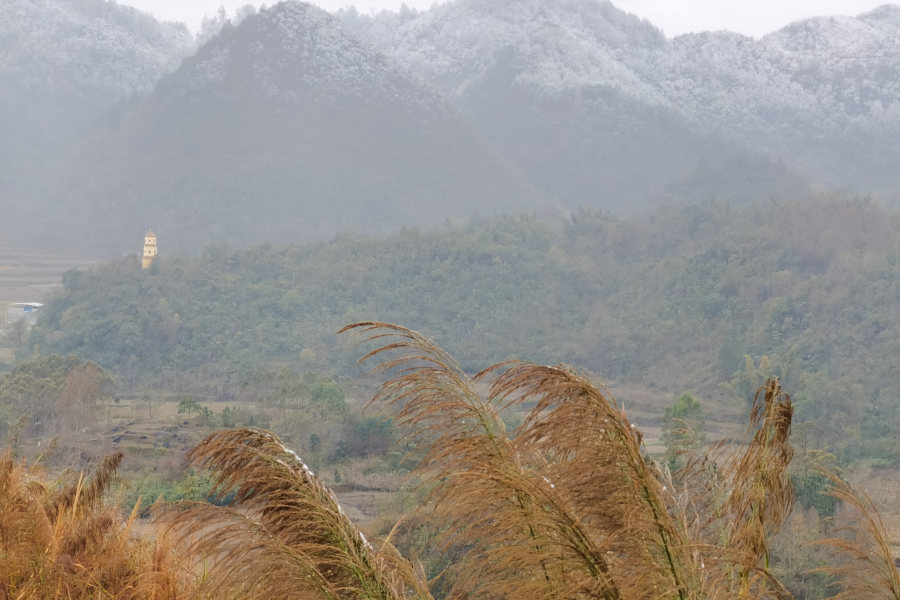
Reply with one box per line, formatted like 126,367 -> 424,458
0,449 -> 192,599
158,427 -> 432,600
818,472 -> 900,600
340,322 -> 799,600
719,379 -> 795,570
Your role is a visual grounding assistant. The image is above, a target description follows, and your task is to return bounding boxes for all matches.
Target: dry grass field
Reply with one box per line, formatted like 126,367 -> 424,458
10,393 -> 403,535
0,244 -> 98,310
0,243 -> 98,368
4,320 -> 900,600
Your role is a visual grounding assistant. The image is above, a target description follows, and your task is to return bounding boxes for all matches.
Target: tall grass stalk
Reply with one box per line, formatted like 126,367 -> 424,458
160,427 -> 432,600
0,450 -> 189,599
341,322 -> 800,600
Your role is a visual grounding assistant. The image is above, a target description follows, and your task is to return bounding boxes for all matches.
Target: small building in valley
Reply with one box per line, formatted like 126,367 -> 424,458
6,302 -> 43,325
143,229 -> 158,269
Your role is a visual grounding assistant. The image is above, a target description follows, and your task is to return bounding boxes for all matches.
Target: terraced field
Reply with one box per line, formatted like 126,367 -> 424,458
0,244 -> 98,366
0,245 -> 98,307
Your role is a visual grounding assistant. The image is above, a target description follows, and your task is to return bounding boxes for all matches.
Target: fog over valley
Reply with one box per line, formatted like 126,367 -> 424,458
2,2 -> 900,598
2,0 -> 900,251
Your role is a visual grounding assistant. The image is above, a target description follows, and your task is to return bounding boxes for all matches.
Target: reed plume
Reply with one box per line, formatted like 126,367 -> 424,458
719,379 -> 795,569
0,449 -> 189,599
342,322 -> 628,600
818,473 -> 900,600
159,427 -> 432,600
342,322 -> 799,600
487,361 -> 699,600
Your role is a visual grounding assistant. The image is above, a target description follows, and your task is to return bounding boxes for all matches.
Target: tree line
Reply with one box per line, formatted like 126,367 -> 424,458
20,195 -> 900,464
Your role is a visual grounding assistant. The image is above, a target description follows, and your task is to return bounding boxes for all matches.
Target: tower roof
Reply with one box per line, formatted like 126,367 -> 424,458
146,229 -> 156,236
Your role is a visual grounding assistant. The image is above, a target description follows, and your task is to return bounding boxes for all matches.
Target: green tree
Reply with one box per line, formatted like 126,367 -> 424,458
221,405 -> 239,428
177,394 -> 201,419
662,392 -> 706,470
720,347 -> 800,409
310,381 -> 345,412
0,355 -> 110,438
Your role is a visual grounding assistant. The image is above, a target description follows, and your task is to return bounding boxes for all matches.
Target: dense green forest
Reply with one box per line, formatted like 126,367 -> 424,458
23,196 -> 900,463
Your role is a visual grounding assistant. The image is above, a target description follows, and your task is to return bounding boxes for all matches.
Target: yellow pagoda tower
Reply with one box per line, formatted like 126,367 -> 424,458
142,229 -> 158,269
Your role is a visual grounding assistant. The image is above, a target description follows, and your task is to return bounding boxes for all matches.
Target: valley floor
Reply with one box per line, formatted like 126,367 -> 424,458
0,244 -> 98,312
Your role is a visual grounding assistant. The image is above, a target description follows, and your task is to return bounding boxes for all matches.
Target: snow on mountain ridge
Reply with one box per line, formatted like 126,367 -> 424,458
681,8 -> 900,131
17,0 -> 543,254
173,2 -> 452,118
859,4 -> 900,27
341,0 -> 900,187
341,0 -> 900,122
0,0 -> 194,99
762,10 -> 900,59
339,0 -> 668,104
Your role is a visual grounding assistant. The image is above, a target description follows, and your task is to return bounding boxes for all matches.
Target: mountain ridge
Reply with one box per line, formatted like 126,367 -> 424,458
0,0 -> 195,181
11,1 -> 542,255
2,0 -> 898,255
340,0 -> 900,205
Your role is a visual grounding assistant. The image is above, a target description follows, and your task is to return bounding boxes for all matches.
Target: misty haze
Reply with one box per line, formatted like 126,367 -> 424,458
1,0 -> 900,598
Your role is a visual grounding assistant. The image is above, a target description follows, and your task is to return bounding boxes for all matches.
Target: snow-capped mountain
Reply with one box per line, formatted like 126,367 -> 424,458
0,0 -> 194,189
12,1 -> 539,254
159,2 -> 451,116
341,0 -> 900,205
0,0 -> 193,100
341,0 -> 667,102
662,7 -> 900,186
4,0 -> 897,253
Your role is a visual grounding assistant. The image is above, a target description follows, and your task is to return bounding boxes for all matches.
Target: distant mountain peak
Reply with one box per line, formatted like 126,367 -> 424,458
171,1 -> 449,115
342,0 -> 900,204
762,7 -> 900,55
339,0 -> 666,102
0,0 -> 193,99
16,0 -> 540,253
0,0 -> 196,181
859,4 -> 900,25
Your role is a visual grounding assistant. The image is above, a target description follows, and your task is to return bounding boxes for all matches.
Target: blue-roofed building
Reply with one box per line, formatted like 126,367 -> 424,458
6,302 -> 43,325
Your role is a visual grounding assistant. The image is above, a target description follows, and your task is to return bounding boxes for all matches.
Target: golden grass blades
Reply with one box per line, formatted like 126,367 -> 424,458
817,472 -> 900,600
158,427 -> 432,600
47,451 -> 124,522
0,451 -> 53,592
0,448 -> 192,599
342,323 -> 625,600
664,378 -> 796,600
719,379 -> 795,572
343,323 -> 798,600
485,362 -> 699,600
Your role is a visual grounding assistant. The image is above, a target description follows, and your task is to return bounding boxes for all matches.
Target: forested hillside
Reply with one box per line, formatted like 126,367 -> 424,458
25,197 -> 900,464
0,0 -> 193,190
3,0 -> 899,254
340,0 -> 770,211
7,1 -> 541,254
342,0 -> 900,207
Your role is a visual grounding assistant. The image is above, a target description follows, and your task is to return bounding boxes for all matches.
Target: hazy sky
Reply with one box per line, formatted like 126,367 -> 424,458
121,0 -> 890,38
